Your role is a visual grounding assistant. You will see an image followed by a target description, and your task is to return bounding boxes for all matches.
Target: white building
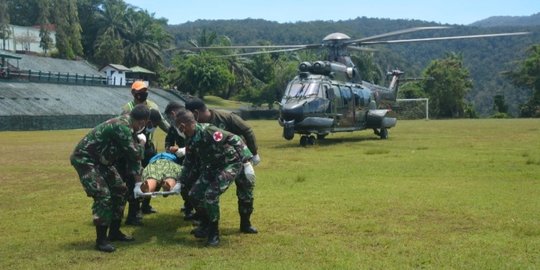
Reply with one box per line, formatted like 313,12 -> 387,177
100,64 -> 132,86
1,24 -> 56,54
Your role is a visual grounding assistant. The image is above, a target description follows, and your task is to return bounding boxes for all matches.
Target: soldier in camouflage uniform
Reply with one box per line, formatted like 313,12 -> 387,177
70,104 -> 149,252
121,81 -> 170,223
175,109 -> 255,246
186,98 -> 259,233
163,101 -> 194,219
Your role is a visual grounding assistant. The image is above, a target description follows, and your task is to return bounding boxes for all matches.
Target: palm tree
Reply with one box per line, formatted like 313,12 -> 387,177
122,10 -> 162,70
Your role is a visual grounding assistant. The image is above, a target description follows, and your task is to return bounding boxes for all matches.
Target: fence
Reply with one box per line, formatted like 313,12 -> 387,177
1,68 -> 107,86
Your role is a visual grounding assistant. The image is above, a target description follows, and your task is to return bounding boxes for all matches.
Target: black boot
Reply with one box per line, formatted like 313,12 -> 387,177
182,202 -> 196,221
108,219 -> 135,242
239,201 -> 258,234
192,212 -> 209,238
141,198 -> 157,214
207,221 -> 220,246
125,201 -> 143,226
95,225 -> 115,252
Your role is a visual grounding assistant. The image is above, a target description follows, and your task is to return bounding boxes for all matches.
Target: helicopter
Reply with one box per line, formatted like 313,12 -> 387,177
184,26 -> 529,146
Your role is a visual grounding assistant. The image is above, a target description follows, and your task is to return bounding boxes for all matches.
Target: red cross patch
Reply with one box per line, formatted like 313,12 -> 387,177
213,131 -> 223,142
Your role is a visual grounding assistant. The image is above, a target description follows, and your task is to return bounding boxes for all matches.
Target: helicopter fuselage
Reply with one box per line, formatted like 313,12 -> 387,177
278,61 -> 401,145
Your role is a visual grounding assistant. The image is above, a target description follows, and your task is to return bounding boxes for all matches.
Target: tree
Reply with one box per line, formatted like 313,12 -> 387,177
0,0 -> 10,50
421,53 -> 473,118
53,0 -> 83,59
505,44 -> 540,117
169,53 -> 233,99
37,0 -> 53,54
122,9 -> 163,70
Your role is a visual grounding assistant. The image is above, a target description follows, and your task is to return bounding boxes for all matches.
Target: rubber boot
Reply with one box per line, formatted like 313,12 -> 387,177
239,201 -> 258,234
192,212 -> 209,239
141,197 -> 157,214
125,201 -> 143,226
108,219 -> 135,242
206,221 -> 220,247
95,225 -> 115,252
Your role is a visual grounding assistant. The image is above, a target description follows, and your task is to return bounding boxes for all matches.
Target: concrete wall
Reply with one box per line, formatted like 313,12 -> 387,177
0,81 -> 186,131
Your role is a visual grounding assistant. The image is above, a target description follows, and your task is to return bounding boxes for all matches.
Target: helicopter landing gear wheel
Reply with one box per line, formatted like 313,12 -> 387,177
300,136 -> 308,147
307,135 -> 316,145
379,128 -> 388,139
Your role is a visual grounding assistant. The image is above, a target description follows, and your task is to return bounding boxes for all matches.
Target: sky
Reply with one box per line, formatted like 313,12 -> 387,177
123,0 -> 539,25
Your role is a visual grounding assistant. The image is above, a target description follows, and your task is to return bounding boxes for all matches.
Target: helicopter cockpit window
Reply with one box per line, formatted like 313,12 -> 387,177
284,81 -> 320,98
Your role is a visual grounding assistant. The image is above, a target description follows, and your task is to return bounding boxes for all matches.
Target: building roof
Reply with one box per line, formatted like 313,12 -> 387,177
101,64 -> 131,72
130,65 -> 155,74
0,50 -> 22,60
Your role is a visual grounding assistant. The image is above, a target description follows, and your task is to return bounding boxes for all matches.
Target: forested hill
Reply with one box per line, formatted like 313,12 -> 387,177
168,17 -> 540,116
471,13 -> 540,27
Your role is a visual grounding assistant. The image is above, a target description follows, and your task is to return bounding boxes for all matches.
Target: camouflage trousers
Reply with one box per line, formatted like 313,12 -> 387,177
71,161 -> 128,226
235,169 -> 255,214
189,162 -> 242,222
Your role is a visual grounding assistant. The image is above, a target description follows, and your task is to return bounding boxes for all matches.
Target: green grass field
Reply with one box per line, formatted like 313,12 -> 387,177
0,119 -> 539,269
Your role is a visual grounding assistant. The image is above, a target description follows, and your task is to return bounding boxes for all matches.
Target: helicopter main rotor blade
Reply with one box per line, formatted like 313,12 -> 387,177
214,47 -> 307,57
347,46 -> 378,52
182,44 -> 319,50
346,26 -> 451,45
360,31 -> 530,45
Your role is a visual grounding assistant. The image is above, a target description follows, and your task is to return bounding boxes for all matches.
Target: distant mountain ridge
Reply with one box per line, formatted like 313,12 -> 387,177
470,12 -> 540,27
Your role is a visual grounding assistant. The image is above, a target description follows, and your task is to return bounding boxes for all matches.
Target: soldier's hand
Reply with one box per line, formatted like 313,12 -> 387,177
243,162 -> 256,182
137,133 -> 147,145
175,147 -> 186,158
134,182 -> 145,198
168,145 -> 179,153
252,154 -> 261,166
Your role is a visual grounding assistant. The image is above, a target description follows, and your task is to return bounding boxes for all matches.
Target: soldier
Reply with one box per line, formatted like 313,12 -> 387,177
121,81 -> 170,223
70,104 -> 149,252
175,109 -> 255,246
164,101 -> 197,219
185,98 -> 259,233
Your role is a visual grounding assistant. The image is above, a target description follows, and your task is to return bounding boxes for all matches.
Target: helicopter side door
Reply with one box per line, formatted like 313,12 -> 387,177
337,85 -> 355,126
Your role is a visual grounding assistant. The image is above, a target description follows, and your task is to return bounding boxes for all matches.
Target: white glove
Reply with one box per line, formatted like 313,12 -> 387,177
243,162 -> 256,182
134,182 -> 145,199
137,133 -> 147,145
171,182 -> 181,194
252,154 -> 261,166
175,147 -> 186,158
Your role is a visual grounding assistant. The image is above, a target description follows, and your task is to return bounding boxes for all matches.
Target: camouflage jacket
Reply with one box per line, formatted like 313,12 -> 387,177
71,115 -> 144,176
208,109 -> 258,155
179,123 -> 253,181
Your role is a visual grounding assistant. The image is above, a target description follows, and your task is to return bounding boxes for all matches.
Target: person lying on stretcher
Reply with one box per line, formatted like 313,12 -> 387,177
138,152 -> 182,197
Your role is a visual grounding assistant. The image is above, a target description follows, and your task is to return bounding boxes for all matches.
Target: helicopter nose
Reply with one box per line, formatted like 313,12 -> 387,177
281,103 -> 303,123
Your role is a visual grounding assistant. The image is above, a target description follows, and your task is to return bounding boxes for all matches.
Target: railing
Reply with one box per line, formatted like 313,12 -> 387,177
0,68 -> 108,86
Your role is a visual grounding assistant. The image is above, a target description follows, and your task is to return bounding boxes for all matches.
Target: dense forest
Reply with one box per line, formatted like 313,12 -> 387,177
1,0 -> 539,117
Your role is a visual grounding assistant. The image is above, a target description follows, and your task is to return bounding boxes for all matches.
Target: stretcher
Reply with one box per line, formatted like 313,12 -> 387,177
139,190 -> 180,198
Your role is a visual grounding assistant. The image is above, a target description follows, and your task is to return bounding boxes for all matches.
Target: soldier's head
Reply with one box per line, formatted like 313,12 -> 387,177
174,109 -> 196,138
164,101 -> 184,123
131,81 -> 148,103
146,109 -> 161,133
130,104 -> 150,133
185,98 -> 211,123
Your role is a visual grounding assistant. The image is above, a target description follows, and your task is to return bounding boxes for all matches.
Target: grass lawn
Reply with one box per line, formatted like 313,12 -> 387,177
0,119 -> 539,269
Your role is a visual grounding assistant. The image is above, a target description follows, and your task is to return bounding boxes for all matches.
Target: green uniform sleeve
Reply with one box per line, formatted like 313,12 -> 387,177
227,113 -> 258,155
113,124 -> 144,175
